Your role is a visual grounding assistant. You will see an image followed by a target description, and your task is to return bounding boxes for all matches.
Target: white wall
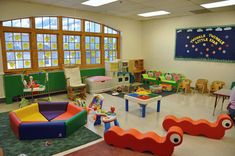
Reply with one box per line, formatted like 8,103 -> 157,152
142,11 -> 235,88
0,0 -> 143,64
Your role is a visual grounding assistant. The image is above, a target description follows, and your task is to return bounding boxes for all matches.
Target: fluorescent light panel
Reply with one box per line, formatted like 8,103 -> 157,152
138,11 -> 170,17
201,0 -> 235,9
82,0 -> 118,7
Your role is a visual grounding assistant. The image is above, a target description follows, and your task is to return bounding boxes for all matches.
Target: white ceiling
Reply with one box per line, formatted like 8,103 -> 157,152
18,0 -> 235,20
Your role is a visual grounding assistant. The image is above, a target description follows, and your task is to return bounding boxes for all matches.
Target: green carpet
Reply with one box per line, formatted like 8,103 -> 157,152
0,112 -> 101,156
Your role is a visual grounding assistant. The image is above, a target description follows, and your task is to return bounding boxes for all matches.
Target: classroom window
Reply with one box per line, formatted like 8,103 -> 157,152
85,36 -> 100,64
37,34 -> 58,67
35,17 -> 58,30
1,16 -> 120,73
3,18 -> 30,28
5,32 -> 31,69
62,17 -> 81,31
104,26 -> 118,34
63,35 -> 81,65
85,21 -> 101,33
104,37 -> 117,61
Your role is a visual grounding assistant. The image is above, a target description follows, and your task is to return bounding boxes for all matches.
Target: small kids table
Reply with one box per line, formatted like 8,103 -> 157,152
124,93 -> 162,118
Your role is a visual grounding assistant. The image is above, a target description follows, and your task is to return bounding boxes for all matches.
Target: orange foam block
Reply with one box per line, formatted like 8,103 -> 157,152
162,114 -> 233,139
104,126 -> 183,156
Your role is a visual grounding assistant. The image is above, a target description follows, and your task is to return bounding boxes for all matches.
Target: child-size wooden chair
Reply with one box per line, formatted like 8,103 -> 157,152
210,81 -> 225,93
195,79 -> 208,94
177,79 -> 192,93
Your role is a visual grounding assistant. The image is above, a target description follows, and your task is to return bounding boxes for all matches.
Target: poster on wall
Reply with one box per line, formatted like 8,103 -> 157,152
175,26 -> 235,63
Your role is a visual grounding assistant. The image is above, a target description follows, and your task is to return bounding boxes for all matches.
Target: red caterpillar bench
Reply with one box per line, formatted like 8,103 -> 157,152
104,126 -> 183,156
162,114 -> 233,139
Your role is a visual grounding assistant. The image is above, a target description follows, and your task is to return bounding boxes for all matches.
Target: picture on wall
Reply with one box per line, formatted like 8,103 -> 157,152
175,26 -> 235,63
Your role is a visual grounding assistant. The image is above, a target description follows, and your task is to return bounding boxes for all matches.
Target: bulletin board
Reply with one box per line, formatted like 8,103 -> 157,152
175,26 -> 235,63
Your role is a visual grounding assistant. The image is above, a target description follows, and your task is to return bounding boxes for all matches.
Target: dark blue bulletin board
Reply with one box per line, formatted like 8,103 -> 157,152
175,26 -> 235,63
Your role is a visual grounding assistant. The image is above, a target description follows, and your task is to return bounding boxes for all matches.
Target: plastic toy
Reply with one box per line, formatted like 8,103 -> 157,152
150,85 -> 162,93
94,106 -> 119,129
88,94 -> 104,110
9,102 -> 87,140
160,83 -> 172,91
210,81 -> 225,93
102,106 -> 119,133
104,126 -> 183,156
162,114 -> 233,139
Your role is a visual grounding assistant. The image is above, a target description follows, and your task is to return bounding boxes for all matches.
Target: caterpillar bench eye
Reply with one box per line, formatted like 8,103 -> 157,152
170,133 -> 181,145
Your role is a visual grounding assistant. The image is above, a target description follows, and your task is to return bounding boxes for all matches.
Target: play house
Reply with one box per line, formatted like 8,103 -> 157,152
9,102 -> 87,140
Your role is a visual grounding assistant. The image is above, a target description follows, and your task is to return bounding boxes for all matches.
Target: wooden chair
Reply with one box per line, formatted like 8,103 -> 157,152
210,81 -> 225,93
177,79 -> 192,93
63,65 -> 86,100
195,79 -> 208,94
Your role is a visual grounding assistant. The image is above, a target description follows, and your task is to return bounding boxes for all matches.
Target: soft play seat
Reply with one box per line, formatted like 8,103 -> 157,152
53,103 -> 84,121
14,103 -> 48,122
9,102 -> 87,140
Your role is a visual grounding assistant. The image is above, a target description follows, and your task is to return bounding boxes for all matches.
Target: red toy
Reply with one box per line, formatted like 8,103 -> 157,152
162,114 -> 233,139
104,126 -> 183,156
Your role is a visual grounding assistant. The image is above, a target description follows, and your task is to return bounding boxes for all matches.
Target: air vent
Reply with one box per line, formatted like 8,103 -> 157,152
190,9 -> 211,14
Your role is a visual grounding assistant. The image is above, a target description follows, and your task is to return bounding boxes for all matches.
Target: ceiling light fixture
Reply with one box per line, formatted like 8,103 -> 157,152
138,11 -> 170,17
201,0 -> 235,9
82,0 -> 118,7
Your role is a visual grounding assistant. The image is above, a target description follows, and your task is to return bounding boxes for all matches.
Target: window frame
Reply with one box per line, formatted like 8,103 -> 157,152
0,16 -> 120,73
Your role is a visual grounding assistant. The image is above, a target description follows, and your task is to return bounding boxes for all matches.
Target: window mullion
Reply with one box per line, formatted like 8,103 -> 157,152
30,17 -> 38,71
58,16 -> 63,69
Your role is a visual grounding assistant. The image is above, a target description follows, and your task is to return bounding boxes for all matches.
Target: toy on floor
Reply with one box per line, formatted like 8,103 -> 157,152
104,126 -> 183,156
210,81 -> 225,93
88,94 -> 104,110
162,114 -> 233,139
102,106 -> 119,133
94,106 -> 119,129
9,102 -> 87,140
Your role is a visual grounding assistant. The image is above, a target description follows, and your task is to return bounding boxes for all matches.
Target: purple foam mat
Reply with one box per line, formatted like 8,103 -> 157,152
38,102 -> 68,112
40,111 -> 65,121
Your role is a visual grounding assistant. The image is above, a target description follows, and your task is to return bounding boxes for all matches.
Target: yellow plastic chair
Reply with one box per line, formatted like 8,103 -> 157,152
210,81 -> 225,93
195,79 -> 208,94
177,79 -> 192,93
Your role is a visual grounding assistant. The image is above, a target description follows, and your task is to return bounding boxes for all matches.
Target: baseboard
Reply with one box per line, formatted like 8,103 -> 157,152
0,97 -> 5,103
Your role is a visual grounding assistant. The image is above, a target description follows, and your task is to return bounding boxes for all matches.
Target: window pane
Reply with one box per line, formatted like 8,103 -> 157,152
50,17 -> 57,30
37,34 -> 58,67
12,20 -> 21,27
85,21 -> 101,33
43,17 -> 50,29
104,26 -> 118,34
104,37 -> 117,61
62,17 -> 81,31
85,36 -> 100,64
35,17 -> 43,29
63,35 -> 81,65
21,18 -> 30,28
3,21 -> 12,27
62,18 -> 68,30
5,33 -> 13,41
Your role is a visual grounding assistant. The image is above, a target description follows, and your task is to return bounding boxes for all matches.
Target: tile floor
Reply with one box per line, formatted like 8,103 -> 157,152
1,92 -> 235,156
